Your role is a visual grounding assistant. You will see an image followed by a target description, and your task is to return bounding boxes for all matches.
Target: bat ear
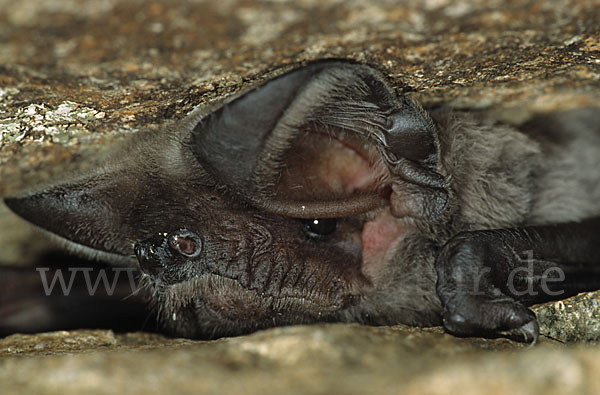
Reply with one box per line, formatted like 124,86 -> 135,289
4,172 -> 142,262
192,61 -> 442,218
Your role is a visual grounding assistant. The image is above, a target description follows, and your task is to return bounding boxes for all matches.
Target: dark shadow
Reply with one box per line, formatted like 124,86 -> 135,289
0,251 -> 159,337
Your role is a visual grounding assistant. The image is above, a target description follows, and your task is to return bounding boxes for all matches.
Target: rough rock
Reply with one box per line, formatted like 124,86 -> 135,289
534,292 -> 600,343
4,324 -> 599,395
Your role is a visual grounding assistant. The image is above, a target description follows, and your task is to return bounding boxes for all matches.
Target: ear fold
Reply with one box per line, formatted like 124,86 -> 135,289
192,61 -> 441,218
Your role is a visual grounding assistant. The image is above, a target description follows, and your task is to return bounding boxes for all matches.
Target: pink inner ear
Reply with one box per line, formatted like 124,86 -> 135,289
276,130 -> 389,202
269,128 -> 412,281
360,207 -> 406,283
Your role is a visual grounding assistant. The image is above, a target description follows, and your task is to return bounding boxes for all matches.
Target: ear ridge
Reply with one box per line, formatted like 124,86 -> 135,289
251,64 -> 393,193
192,61 -> 442,217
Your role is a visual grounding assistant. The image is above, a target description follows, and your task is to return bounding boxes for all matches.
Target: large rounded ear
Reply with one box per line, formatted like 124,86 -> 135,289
192,61 -> 442,218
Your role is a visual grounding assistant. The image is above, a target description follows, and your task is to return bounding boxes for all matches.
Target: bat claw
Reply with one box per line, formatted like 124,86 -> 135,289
500,319 -> 540,345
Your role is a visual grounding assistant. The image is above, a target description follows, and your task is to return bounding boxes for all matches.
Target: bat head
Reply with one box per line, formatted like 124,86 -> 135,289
5,61 -> 450,337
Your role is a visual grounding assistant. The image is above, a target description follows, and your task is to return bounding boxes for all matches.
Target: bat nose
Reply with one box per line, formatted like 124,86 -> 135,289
134,241 -> 165,276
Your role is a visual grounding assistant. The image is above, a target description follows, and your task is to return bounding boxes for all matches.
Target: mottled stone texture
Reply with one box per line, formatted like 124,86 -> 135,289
535,292 -> 600,342
1,0 -> 599,393
1,325 -> 600,395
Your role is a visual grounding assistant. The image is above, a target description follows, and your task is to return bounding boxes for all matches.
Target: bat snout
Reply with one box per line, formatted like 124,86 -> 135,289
134,240 -> 167,276
134,229 -> 203,277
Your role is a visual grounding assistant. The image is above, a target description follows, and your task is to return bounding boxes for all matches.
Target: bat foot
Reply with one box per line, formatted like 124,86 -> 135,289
436,231 -> 542,343
441,295 -> 539,343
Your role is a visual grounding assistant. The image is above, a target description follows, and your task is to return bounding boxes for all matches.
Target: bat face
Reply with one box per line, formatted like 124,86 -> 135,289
5,61 -> 448,337
9,60 -> 597,341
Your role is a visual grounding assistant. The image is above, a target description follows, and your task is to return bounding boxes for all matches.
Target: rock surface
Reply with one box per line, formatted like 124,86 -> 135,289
1,0 -> 600,393
3,324 -> 599,395
535,292 -> 600,343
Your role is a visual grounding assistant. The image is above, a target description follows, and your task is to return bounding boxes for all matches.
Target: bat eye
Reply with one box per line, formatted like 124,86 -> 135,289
168,230 -> 203,257
303,218 -> 337,239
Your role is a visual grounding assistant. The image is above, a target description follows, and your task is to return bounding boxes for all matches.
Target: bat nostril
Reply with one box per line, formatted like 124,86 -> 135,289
134,241 -> 165,275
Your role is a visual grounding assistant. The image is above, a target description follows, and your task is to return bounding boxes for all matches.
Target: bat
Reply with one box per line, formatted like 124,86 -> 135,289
2,60 -> 600,342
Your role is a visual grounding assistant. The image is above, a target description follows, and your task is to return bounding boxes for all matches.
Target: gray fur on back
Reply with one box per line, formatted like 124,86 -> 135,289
432,107 -> 600,231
